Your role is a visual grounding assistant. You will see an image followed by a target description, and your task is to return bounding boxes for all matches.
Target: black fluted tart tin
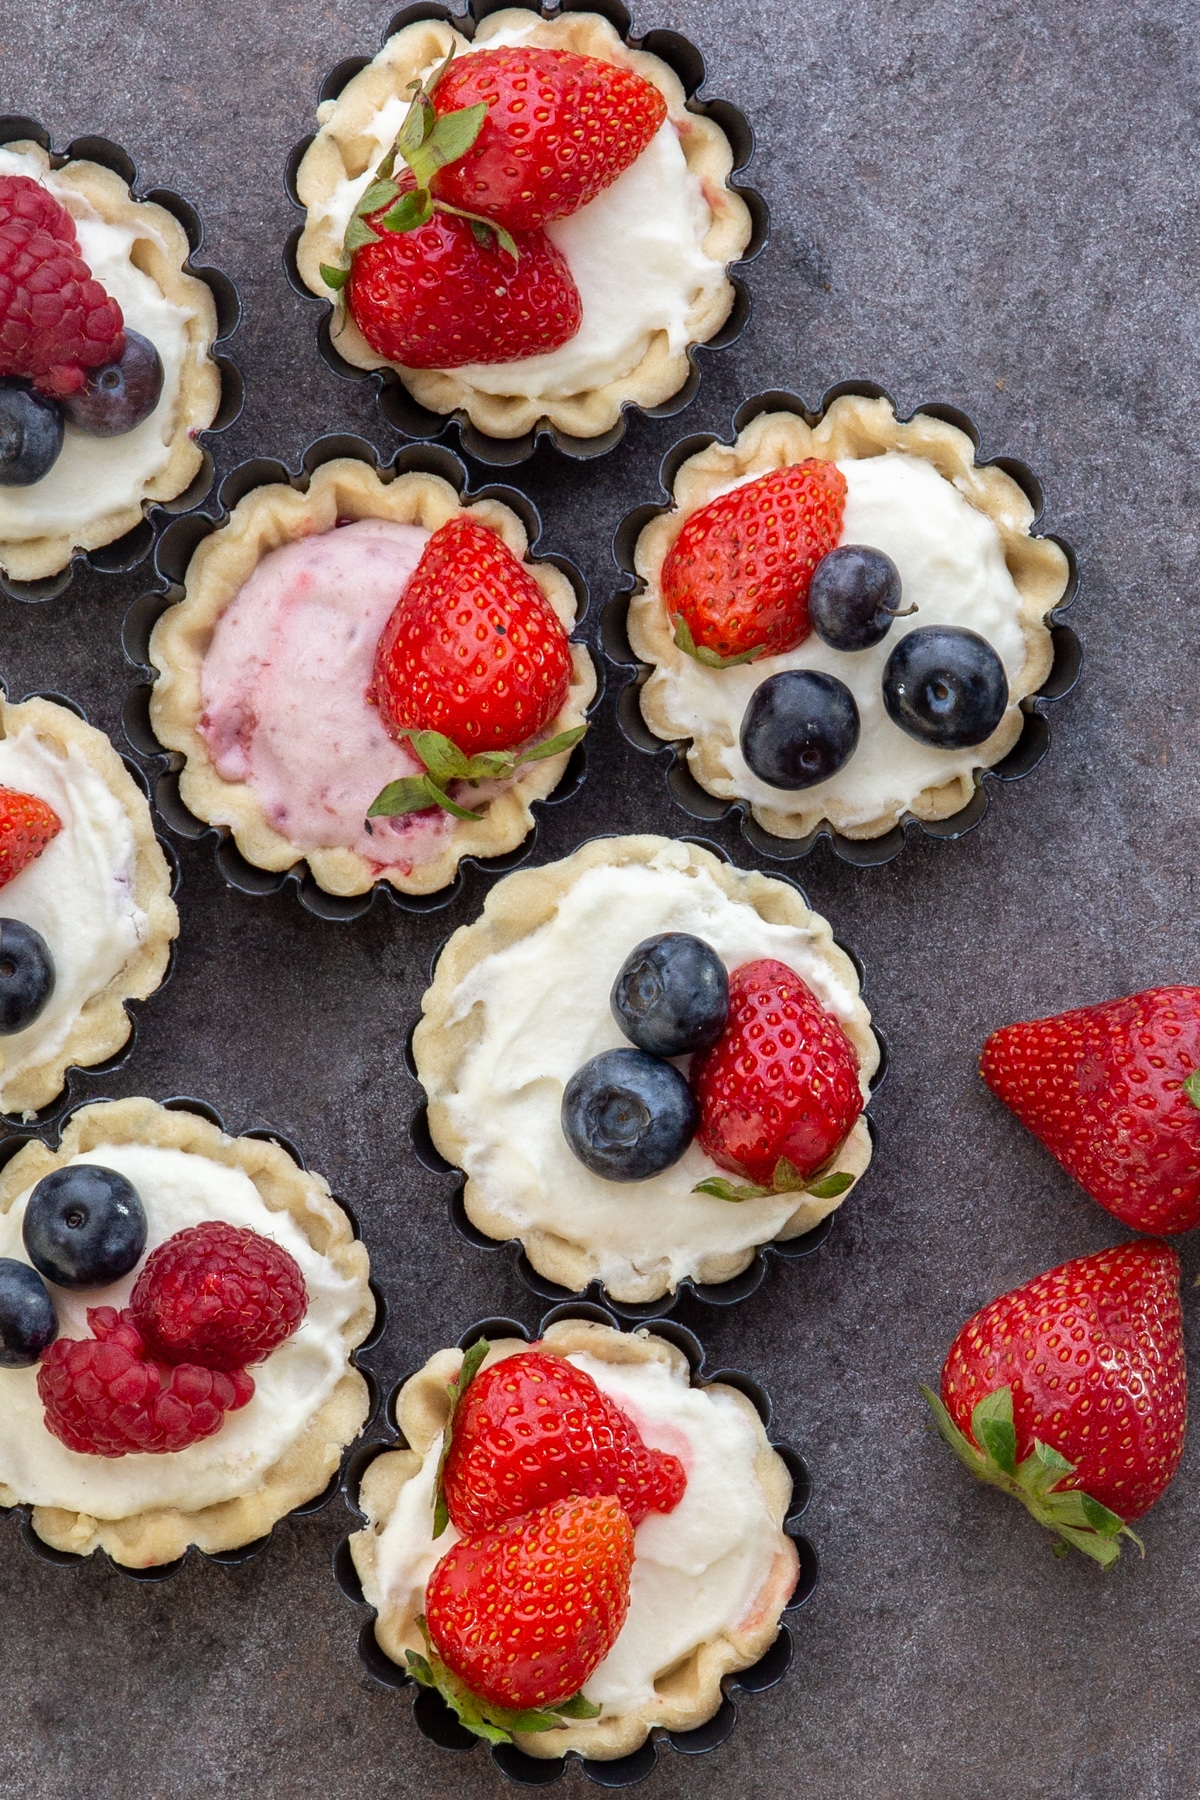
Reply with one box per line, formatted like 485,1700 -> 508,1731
0,118 -> 243,604
602,378 -> 1082,869
281,0 -> 769,467
122,432 -> 600,923
334,1302 -> 817,1787
0,1092 -> 387,1580
406,833 -> 886,1319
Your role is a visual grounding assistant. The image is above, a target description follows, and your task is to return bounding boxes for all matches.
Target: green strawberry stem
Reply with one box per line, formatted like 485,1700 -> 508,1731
366,723 -> 588,825
672,612 -> 764,670
406,1617 -> 601,1745
920,1382 -> 1142,1568
431,1336 -> 489,1540
693,1154 -> 855,1205
1184,1070 -> 1200,1110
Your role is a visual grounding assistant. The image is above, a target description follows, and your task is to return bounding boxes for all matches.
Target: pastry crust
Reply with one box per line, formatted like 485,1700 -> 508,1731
414,835 -> 878,1302
0,1097 -> 375,1567
295,10 -> 753,441
0,696 -> 178,1118
350,1319 -> 799,1760
148,457 -> 596,898
0,142 -> 221,584
628,394 -> 1074,840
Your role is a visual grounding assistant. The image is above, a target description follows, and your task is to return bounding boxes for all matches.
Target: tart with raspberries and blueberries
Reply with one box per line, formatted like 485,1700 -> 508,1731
0,693 -> 176,1119
625,392 -> 1073,843
147,455 -> 595,899
349,1316 -> 800,1758
0,1096 -> 375,1567
294,8 -> 754,444
414,834 -> 878,1305
0,136 -> 224,586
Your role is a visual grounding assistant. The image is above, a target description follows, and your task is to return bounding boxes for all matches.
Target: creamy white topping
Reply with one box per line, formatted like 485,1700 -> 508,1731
0,145 -> 194,544
657,451 -> 1029,829
432,843 -> 861,1293
0,722 -> 148,1113
365,1348 -> 783,1711
0,1142 -> 363,1516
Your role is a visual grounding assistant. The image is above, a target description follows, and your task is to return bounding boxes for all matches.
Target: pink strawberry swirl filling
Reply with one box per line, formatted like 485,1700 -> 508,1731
198,518 -> 452,872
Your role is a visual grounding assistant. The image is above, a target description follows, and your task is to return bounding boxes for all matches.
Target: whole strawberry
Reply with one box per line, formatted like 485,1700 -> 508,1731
0,175 -> 125,397
430,47 -> 667,232
923,1241 -> 1186,1565
981,987 -> 1200,1235
663,462 -> 848,664
0,786 -> 61,889
130,1222 -> 307,1371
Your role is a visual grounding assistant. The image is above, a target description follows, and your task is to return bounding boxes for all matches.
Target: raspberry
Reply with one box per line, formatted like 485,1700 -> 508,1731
130,1222 -> 308,1371
37,1307 -> 254,1457
0,175 -> 125,398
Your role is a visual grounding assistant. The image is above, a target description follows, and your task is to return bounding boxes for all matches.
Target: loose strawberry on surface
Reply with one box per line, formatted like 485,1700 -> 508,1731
0,785 -> 61,890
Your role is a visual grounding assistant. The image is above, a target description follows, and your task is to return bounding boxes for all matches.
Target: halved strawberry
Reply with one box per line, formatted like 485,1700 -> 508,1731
0,784 -> 61,889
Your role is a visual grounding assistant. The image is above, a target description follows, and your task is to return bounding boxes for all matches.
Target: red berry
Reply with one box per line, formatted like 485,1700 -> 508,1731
37,1307 -> 254,1457
371,515 -> 573,753
130,1222 -> 307,1372
663,462 -> 847,662
981,986 -> 1200,1235
0,785 -> 61,890
426,1494 -> 634,1711
443,1349 -> 686,1535
431,47 -> 668,232
0,175 -> 125,398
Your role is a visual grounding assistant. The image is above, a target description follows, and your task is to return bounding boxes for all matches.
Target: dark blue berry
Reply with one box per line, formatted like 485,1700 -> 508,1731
0,381 -> 64,486
562,1048 -> 698,1182
23,1164 -> 147,1289
809,545 -> 909,650
0,1257 -> 57,1367
882,625 -> 1009,748
59,329 -> 164,437
0,919 -> 55,1035
740,669 -> 860,790
611,933 -> 729,1058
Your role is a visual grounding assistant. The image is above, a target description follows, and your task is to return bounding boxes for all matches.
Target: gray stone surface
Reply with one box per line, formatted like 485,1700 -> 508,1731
0,1 -> 1197,1796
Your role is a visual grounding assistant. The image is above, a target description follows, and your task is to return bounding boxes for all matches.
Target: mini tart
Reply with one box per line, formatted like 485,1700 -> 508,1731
0,140 -> 221,585
627,394 -> 1073,841
414,834 -> 877,1304
350,1319 -> 798,1760
148,457 -> 595,898
0,696 -> 177,1117
295,9 -> 753,442
0,1097 -> 375,1567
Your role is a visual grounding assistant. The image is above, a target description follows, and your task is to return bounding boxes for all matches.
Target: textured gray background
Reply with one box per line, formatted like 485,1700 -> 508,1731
1,2 -> 1198,1797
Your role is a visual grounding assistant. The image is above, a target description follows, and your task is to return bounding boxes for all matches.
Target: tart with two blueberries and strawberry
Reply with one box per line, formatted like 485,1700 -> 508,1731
294,9 -> 753,444
625,393 -> 1073,844
0,1097 -> 375,1567
0,136 -> 223,586
146,456 -> 595,898
349,1317 -> 800,1758
414,834 -> 879,1305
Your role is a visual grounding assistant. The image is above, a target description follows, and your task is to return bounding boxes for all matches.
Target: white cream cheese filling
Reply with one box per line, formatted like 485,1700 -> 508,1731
0,1141 -> 363,1516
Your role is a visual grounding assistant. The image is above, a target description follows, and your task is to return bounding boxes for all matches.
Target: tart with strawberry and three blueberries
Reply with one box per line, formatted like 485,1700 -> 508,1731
413,834 -> 879,1306
0,135 -> 224,587
295,8 -> 754,445
0,1097 -> 375,1567
625,393 -> 1073,844
146,455 -> 595,899
348,1317 -> 801,1758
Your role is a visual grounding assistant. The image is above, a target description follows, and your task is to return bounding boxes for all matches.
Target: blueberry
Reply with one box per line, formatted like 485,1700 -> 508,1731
562,1048 -> 698,1182
0,919 -> 55,1035
611,933 -> 729,1058
0,1258 -> 57,1367
23,1164 -> 147,1289
59,330 -> 164,437
882,625 -> 1009,748
0,381 -> 64,486
809,545 -> 911,650
740,669 -> 860,790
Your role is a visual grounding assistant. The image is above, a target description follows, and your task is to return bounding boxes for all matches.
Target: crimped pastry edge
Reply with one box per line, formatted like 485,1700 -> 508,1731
628,393 -> 1073,840
147,457 -> 596,898
413,834 -> 878,1303
350,1318 -> 799,1760
0,1097 -> 375,1567
0,143 -> 221,584
0,697 -> 178,1118
295,10 -> 753,441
